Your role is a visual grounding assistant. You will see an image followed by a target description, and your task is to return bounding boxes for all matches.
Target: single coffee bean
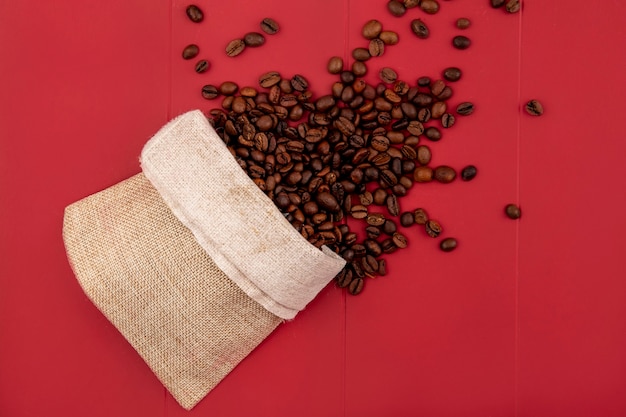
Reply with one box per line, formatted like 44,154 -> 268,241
291,74 -> 309,92
348,277 -> 364,295
491,0 -> 506,7
414,166 -> 433,182
388,0 -> 407,16
417,76 -> 431,87
352,61 -> 368,77
411,19 -> 430,39
351,244 -> 367,258
243,32 -> 266,47
226,39 -> 246,57
506,0 -> 521,13
369,38 -> 385,57
441,113 -> 456,128
362,19 -> 383,39
424,127 -> 441,141
378,259 -> 387,276
185,4 -> 204,22
201,85 -> 219,99
336,267 -> 353,288
194,59 -> 210,73
373,188 -> 387,205
425,220 -> 442,238
404,0 -> 420,7
363,255 -> 379,274
420,0 -> 440,14
386,194 -> 400,216
382,219 -> 398,236
259,71 -> 281,88
366,213 -> 386,227
400,212 -> 415,227
381,238 -> 398,254
392,232 -> 408,249
431,101 -> 447,119
505,204 -> 522,219
413,208 -> 429,225
219,81 -> 239,95
434,165 -> 456,183
316,192 -> 340,212
328,56 -> 344,74
416,145 -> 432,165
525,99 -> 544,116
379,31 -> 399,45
359,191 -> 374,206
260,17 -> 280,35
364,239 -> 383,257
440,237 -> 458,252
182,44 -> 199,60
460,165 -> 477,181
350,204 -> 369,219
452,35 -> 471,50
456,18 -> 471,29
365,226 -> 382,240
340,70 -> 356,84
456,102 -> 475,116
352,47 -> 371,62
443,67 -> 462,82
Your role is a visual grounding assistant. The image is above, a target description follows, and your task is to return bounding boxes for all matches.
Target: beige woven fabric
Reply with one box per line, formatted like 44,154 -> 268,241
141,110 -> 346,320
63,173 -> 282,410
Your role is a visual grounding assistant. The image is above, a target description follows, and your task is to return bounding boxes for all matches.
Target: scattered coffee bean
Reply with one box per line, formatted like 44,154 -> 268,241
182,44 -> 199,60
379,31 -> 399,45
414,208 -> 429,225
425,220 -> 442,238
369,38 -> 385,57
491,0 -> 506,7
400,212 -> 415,227
411,19 -> 430,39
260,18 -> 280,35
225,39 -> 245,57
259,71 -> 281,88
525,99 -> 544,116
506,0 -> 521,13
434,165 -> 456,183
362,19 -> 383,39
243,32 -> 266,47
420,0 -> 440,14
505,204 -> 522,219
460,165 -> 477,181
456,18 -> 471,29
443,67 -> 462,82
201,85 -> 219,99
388,0 -> 407,16
441,113 -> 456,128
440,237 -> 458,252
352,47 -> 371,62
452,35 -> 471,49
348,277 -> 364,295
456,102 -> 475,116
379,67 -> 398,84
392,232 -> 408,248
185,5 -> 204,22
328,56 -> 344,74
194,59 -> 210,73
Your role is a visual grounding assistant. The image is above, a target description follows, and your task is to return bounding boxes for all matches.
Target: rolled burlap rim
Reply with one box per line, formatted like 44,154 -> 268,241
62,110 -> 346,409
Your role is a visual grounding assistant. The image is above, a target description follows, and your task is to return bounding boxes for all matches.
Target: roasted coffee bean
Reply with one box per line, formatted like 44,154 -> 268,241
364,239 -> 383,257
352,244 -> 367,257
226,39 -> 245,57
260,18 -> 280,35
201,85 -> 219,99
505,204 -> 522,219
425,220 -> 442,238
291,74 -> 309,92
350,204 -> 368,219
363,19 -> 383,39
424,127 -> 441,141
431,101 -> 447,119
352,47 -> 371,62
363,255 -> 379,274
382,219 -> 397,235
186,5 -> 204,22
194,59 -> 210,73
352,261 -> 365,278
366,226 -> 382,240
416,145 -> 432,165
359,191 -> 374,206
366,213 -> 386,227
379,67 -> 398,84
348,277 -> 364,295
506,0 -> 521,13
411,19 -> 430,39
443,67 -> 462,82
461,165 -> 477,181
387,0 -> 407,16
378,259 -> 387,276
327,56 -> 344,74
417,76 -> 431,87
352,61 -> 368,77
381,238 -> 398,254
369,38 -> 385,57
340,70 -> 356,84
441,113 -> 456,128
336,267 -> 353,288
316,192 -> 340,212
392,232 -> 408,249
400,212 -> 414,227
386,193 -> 400,216
525,99 -> 544,116
372,188 -> 387,205
379,31 -> 399,45
434,166 -> 456,183
420,0 -> 440,14
456,18 -> 471,29
491,0 -> 506,7
452,35 -> 471,50
413,208 -> 429,225
440,237 -> 458,252
404,0 -> 420,7
414,166 -> 433,182
244,32 -> 266,47
456,102 -> 475,116
182,44 -> 199,59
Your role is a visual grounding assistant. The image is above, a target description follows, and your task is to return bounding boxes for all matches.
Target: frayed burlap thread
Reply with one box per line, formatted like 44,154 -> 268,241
63,173 -> 282,410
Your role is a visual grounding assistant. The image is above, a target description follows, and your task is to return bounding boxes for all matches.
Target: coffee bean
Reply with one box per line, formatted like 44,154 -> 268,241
363,19 -> 383,39
219,81 -> 239,95
336,267 -> 353,288
291,74 -> 309,92
461,165 -> 477,181
431,101 -> 447,119
340,70 -> 356,84
417,76 -> 431,87
411,19 -> 430,39
194,59 -> 210,73
491,0 -> 506,7
201,85 -> 219,99
416,145 -> 432,165
378,259 -> 387,276
244,32 -> 266,47
505,204 -> 522,219
420,0 -> 440,14
185,5 -> 204,22
352,61 -> 368,76
456,102 -> 475,116
328,56 -> 344,74
443,67 -> 462,82
452,35 -> 471,50
441,113 -> 456,128
366,213 -> 386,227
364,239 -> 383,257
414,166 -> 433,182
506,0 -> 521,13
359,191 -> 374,206
182,44 -> 199,60
413,208 -> 429,225
440,237 -> 458,252
400,212 -> 414,227
382,219 -> 398,236
456,18 -> 471,29
392,232 -> 408,248
379,31 -> 399,45
348,277 -> 364,295
373,188 -> 387,205
260,18 -> 280,35
369,38 -> 385,57
388,0 -> 407,16
386,194 -> 400,216
350,205 -> 369,219
259,71 -> 281,88
352,47 -> 371,62
525,99 -> 544,116
424,127 -> 441,141
434,166 -> 456,183
425,220 -> 442,238
381,238 -> 398,254
226,39 -> 245,57
316,192 -> 340,212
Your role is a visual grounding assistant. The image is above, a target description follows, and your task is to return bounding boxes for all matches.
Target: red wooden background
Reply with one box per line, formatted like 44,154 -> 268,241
1,1 -> 625,416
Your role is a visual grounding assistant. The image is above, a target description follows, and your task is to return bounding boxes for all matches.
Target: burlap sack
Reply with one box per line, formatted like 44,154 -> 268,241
62,110 -> 346,410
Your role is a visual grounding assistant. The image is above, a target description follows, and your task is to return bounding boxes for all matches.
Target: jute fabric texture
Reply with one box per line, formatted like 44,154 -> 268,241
62,110 -> 345,409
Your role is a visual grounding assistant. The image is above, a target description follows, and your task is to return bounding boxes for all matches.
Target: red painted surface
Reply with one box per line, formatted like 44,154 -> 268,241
1,1 -> 625,416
